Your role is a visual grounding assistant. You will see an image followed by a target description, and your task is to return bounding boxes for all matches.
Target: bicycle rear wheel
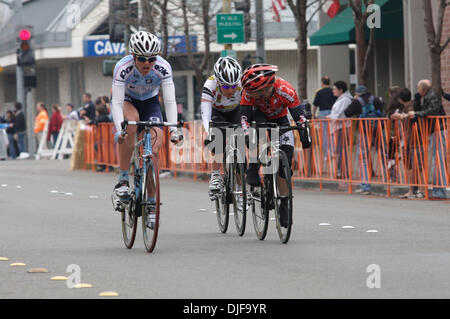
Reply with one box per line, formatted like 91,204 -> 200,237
273,150 -> 293,244
251,173 -> 269,240
231,152 -> 247,236
121,162 -> 138,249
142,155 -> 160,253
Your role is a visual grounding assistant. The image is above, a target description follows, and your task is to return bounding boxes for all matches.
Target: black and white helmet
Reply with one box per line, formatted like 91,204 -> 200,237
129,31 -> 161,56
213,57 -> 242,86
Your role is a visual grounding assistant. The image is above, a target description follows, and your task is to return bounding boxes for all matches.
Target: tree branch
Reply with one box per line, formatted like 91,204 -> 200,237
307,0 -> 327,26
423,0 -> 438,49
362,26 -> 375,76
439,36 -> 450,53
286,0 -> 299,21
435,0 -> 446,48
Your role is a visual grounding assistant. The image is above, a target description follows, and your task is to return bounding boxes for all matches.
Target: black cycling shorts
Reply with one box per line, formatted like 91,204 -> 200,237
124,94 -> 163,132
207,107 -> 241,155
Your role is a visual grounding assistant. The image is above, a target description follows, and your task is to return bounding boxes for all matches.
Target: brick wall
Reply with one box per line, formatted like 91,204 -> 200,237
441,3 -> 450,114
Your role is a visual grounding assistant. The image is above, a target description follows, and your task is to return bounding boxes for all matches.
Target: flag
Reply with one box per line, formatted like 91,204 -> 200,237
272,0 -> 287,23
323,0 -> 340,18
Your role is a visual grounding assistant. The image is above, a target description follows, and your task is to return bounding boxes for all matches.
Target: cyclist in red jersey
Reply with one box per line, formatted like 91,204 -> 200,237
239,64 -> 311,225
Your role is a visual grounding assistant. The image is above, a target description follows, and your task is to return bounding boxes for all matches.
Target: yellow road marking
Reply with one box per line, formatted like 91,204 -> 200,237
99,291 -> 119,297
28,268 -> 49,273
10,262 -> 26,267
50,276 -> 68,281
74,283 -> 92,288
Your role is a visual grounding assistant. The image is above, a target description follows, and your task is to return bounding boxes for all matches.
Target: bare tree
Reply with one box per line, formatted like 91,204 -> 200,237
348,0 -> 375,86
140,0 -> 156,33
181,0 -> 211,90
423,0 -> 450,96
287,0 -> 326,99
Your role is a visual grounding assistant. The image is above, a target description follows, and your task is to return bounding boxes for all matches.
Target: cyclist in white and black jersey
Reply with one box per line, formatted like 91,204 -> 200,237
201,56 -> 242,194
111,31 -> 182,205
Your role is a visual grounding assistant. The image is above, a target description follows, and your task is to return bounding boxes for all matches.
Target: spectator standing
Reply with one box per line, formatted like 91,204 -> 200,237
34,102 -> 49,147
313,76 -> 338,119
386,86 -> 402,173
80,93 -> 96,122
313,76 -> 338,160
12,102 -> 26,154
408,80 -> 447,199
92,103 -> 112,172
5,110 -> 18,159
101,96 -> 111,113
63,103 -> 80,120
390,88 -> 426,198
327,81 -> 353,178
345,85 -> 386,195
47,104 -> 63,146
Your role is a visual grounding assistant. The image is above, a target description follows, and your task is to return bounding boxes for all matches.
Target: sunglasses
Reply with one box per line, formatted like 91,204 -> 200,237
221,84 -> 238,90
136,56 -> 157,63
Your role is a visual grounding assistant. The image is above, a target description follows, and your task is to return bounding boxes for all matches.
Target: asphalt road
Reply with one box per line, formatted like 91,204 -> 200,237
0,159 -> 449,299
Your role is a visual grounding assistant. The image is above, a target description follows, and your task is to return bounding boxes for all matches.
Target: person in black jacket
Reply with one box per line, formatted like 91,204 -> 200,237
313,76 -> 338,161
345,85 -> 386,195
409,80 -> 447,199
5,110 -> 19,159
12,102 -> 27,154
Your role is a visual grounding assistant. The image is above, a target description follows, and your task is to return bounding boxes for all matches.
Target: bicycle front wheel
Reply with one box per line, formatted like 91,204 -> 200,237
215,181 -> 230,234
231,152 -> 247,236
251,174 -> 269,240
142,155 -> 160,253
121,162 -> 138,249
273,150 -> 293,244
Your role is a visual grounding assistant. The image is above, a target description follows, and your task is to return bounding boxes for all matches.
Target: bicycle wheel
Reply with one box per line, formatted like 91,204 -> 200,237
273,150 -> 293,244
215,171 -> 230,234
231,152 -> 247,236
251,172 -> 269,240
142,155 -> 160,253
121,161 -> 138,249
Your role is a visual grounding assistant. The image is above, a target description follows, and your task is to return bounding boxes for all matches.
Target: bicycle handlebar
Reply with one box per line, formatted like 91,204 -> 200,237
251,121 -> 303,132
209,121 -> 241,129
121,119 -> 184,132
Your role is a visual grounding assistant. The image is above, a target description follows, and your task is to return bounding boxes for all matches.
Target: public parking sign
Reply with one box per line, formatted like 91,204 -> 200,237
216,13 -> 245,44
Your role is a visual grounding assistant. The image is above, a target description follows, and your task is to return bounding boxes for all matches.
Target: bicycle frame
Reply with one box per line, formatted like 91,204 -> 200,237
131,128 -> 153,201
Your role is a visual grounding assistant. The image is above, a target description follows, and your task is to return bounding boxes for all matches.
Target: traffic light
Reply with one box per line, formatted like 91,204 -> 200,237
17,26 -> 35,67
109,0 -> 128,43
235,0 -> 251,43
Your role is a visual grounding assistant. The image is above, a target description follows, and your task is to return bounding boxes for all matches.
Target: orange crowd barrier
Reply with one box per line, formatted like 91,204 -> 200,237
82,117 -> 449,199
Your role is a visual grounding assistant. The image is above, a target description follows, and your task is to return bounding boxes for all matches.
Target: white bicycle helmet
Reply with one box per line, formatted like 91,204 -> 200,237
213,57 -> 242,86
129,31 -> 161,56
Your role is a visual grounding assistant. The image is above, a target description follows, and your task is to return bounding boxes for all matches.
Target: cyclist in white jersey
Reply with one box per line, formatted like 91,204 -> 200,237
111,31 -> 182,205
201,56 -> 242,194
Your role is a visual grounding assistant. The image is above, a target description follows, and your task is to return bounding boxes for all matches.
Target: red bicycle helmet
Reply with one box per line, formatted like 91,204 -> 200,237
240,64 -> 278,91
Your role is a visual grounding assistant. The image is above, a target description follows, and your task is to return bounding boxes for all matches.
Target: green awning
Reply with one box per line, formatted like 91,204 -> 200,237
310,0 -> 403,46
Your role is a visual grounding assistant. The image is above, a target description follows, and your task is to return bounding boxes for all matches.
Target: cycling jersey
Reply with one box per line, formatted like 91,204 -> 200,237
110,54 -> 177,132
240,77 -> 300,120
201,75 -> 242,132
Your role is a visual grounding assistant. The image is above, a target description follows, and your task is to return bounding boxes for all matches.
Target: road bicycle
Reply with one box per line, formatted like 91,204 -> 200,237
207,121 -> 248,236
247,122 -> 303,244
112,119 -> 182,253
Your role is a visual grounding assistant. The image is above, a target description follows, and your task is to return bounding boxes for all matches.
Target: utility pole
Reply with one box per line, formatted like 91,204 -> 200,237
14,0 -> 25,107
223,0 -> 232,51
255,0 -> 265,63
